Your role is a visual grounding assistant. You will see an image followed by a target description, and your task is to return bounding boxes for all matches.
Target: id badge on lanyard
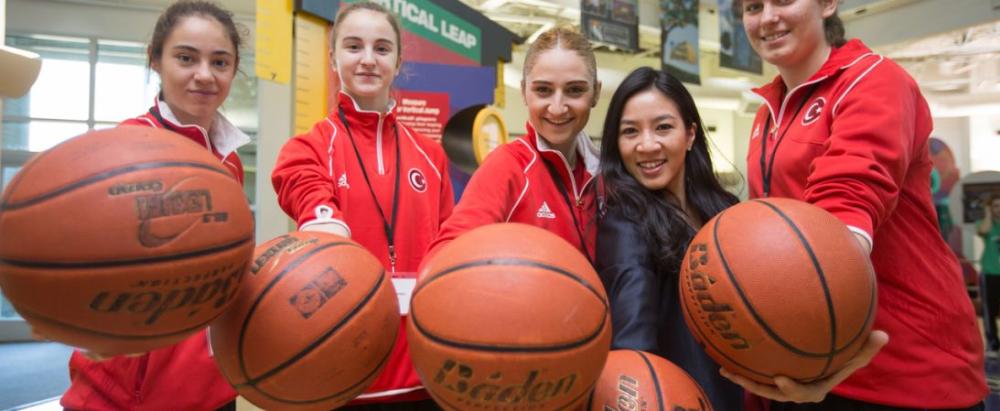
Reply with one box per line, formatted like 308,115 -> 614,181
392,272 -> 417,316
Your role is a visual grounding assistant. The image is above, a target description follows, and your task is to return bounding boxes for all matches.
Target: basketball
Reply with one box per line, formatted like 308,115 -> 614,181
408,223 -> 611,410
679,198 -> 876,384
210,231 -> 399,411
588,350 -> 713,411
0,126 -> 254,354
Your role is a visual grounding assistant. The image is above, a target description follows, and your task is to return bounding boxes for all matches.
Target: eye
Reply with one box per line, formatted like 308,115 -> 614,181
566,85 -> 589,96
176,54 -> 193,63
656,123 -> 674,132
743,1 -> 763,13
619,126 -> 638,137
212,59 -> 231,69
376,44 -> 394,54
344,43 -> 362,51
533,86 -> 552,96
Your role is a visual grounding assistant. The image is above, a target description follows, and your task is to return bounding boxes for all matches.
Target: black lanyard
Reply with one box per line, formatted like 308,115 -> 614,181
148,106 -> 179,133
759,83 -> 820,197
338,108 -> 401,272
543,158 -> 594,264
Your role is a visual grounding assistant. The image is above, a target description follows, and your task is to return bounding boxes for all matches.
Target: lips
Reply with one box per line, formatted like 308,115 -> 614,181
638,160 -> 666,169
544,118 -> 573,127
761,31 -> 789,42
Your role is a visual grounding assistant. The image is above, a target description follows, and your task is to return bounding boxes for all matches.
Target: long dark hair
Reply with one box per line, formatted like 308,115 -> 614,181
599,67 -> 739,273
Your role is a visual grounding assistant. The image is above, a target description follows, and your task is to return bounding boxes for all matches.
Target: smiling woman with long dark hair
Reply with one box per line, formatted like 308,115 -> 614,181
596,66 -> 742,409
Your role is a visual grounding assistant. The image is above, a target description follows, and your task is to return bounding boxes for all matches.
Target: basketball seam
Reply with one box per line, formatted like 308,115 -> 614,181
713,206 -> 840,359
635,351 -> 665,411
242,266 -> 389,385
411,257 -> 609,352
237,330 -> 396,405
0,161 -> 232,211
755,199 -> 839,379
235,241 -> 377,384
0,236 -> 254,269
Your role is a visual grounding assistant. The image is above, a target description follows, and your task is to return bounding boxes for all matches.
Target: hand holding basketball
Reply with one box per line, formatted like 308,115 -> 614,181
720,330 -> 888,402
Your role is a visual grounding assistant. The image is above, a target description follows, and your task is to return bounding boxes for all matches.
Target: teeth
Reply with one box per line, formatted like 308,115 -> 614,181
638,160 -> 665,169
763,32 -> 786,41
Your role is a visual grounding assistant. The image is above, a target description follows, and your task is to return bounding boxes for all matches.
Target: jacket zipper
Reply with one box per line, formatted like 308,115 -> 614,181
376,113 -> 385,175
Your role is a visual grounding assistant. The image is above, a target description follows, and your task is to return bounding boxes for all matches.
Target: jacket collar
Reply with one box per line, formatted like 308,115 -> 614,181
752,39 -> 874,110
152,97 -> 250,158
525,122 -> 600,177
336,91 -> 397,132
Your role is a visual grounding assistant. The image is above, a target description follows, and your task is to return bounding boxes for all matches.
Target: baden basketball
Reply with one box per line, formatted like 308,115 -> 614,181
210,232 -> 399,411
679,198 -> 876,384
0,126 -> 254,354
589,350 -> 713,411
408,223 -> 611,410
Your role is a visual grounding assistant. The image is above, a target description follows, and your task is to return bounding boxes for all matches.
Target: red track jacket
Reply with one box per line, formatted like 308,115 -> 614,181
61,98 -> 249,411
746,39 -> 987,408
272,92 -> 454,403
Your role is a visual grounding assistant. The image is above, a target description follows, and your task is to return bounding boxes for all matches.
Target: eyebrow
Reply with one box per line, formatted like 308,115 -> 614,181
529,79 -> 591,86
620,114 -> 677,125
172,44 -> 234,57
340,35 -> 395,45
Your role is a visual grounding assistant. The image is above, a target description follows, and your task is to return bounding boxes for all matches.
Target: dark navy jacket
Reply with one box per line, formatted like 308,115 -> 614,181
596,205 -> 743,410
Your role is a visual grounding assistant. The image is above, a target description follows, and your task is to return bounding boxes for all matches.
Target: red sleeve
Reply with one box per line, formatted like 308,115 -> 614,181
424,145 -> 521,264
271,122 -> 346,229
437,153 -> 455,226
804,60 -> 924,237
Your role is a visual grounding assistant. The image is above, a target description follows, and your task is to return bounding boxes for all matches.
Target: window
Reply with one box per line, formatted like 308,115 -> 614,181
0,34 -> 258,319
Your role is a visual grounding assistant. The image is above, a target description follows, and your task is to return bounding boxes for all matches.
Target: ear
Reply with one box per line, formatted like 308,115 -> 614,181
329,49 -> 339,73
592,80 -> 602,107
821,0 -> 839,18
686,123 -> 697,151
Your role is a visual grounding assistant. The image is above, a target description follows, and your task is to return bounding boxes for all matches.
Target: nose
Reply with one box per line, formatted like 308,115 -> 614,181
547,93 -> 568,116
636,131 -> 659,152
194,61 -> 213,82
360,46 -> 376,66
761,2 -> 780,24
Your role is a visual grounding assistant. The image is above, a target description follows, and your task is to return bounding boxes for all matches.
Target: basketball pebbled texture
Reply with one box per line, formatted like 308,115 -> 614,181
679,198 -> 876,384
0,126 -> 254,354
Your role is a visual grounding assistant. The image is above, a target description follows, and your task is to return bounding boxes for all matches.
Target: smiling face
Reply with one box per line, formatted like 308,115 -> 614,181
521,47 -> 599,156
617,88 -> 694,198
151,15 -> 236,130
331,8 -> 401,111
741,0 -> 837,70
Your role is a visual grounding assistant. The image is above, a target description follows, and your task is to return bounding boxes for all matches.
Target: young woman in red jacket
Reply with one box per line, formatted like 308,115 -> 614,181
60,1 -> 248,410
429,26 -> 601,262
726,0 -> 987,409
271,2 -> 454,409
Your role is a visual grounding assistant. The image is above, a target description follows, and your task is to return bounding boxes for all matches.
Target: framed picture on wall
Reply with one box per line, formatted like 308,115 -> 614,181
962,182 -> 1000,223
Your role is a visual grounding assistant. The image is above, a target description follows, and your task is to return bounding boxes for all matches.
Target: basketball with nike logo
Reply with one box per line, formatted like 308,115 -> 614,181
0,126 -> 254,354
678,198 -> 876,384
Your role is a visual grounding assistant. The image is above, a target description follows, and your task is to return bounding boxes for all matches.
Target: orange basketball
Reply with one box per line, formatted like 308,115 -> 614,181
589,350 -> 713,411
210,231 -> 399,411
679,198 -> 876,384
0,126 -> 254,354
408,223 -> 611,410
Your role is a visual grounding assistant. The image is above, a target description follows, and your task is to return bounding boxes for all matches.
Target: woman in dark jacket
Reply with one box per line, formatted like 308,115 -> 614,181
595,66 -> 742,410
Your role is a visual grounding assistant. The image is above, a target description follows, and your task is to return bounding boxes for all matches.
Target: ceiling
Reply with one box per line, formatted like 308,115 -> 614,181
35,0 -> 1000,114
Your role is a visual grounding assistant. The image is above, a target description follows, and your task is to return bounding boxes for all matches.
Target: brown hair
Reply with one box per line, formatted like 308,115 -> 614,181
330,1 -> 403,59
734,0 -> 846,47
147,0 -> 244,67
522,26 -> 598,85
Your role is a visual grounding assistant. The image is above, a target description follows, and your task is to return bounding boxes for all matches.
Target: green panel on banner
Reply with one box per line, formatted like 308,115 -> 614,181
344,0 -> 481,62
